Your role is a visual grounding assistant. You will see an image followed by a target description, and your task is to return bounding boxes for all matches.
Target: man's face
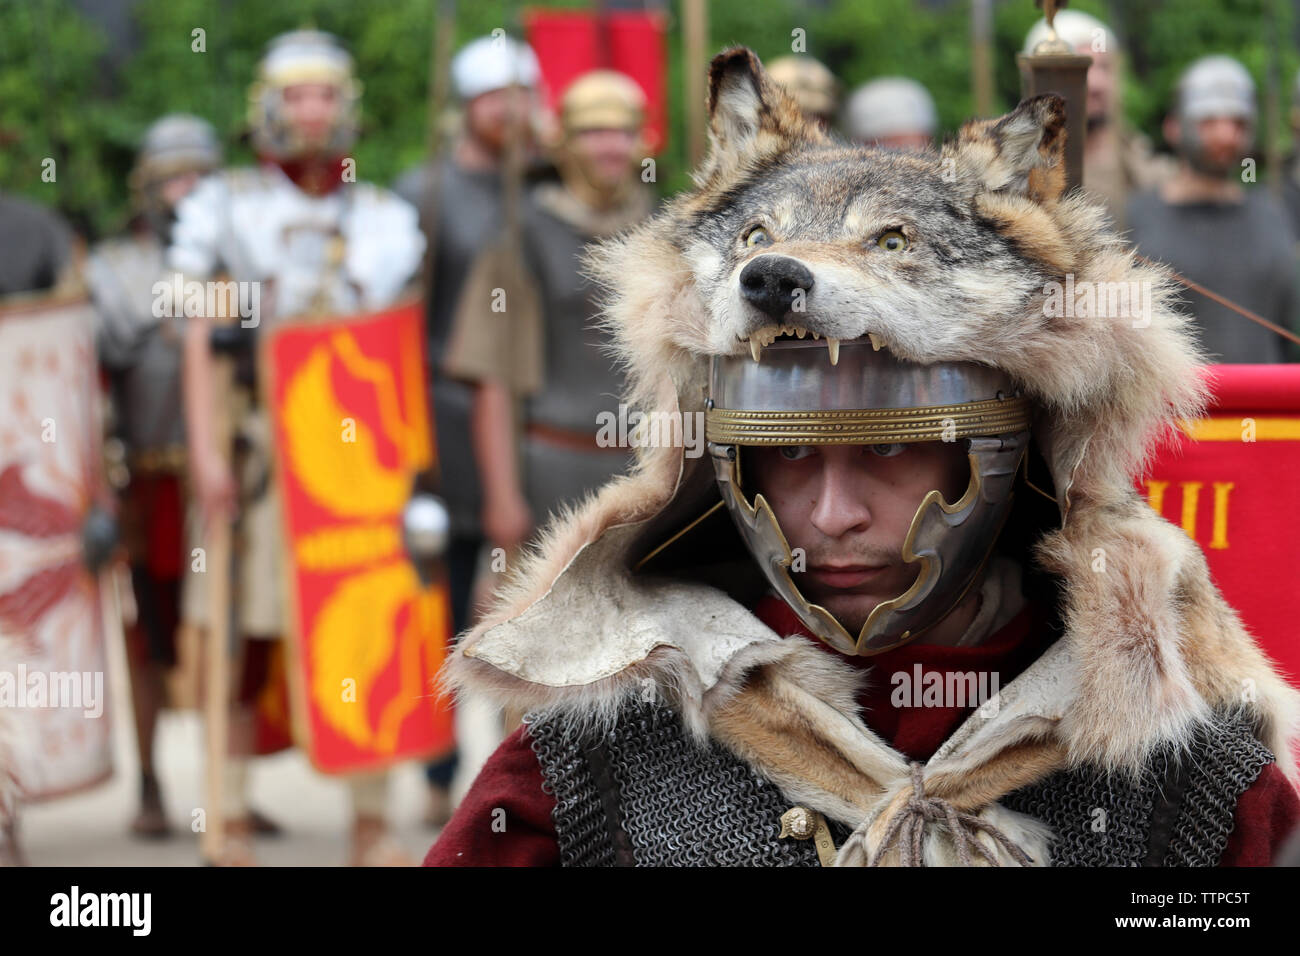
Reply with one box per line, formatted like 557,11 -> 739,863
282,82 -> 342,152
465,85 -> 533,154
567,127 -> 638,190
1078,46 -> 1117,127
748,441 -> 971,633
159,170 -> 202,210
1194,114 -> 1251,176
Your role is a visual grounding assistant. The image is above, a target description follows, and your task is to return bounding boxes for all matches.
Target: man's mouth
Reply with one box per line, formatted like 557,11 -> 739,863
805,564 -> 891,589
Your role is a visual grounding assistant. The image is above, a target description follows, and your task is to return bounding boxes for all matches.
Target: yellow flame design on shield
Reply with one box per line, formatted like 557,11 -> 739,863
279,325 -> 440,755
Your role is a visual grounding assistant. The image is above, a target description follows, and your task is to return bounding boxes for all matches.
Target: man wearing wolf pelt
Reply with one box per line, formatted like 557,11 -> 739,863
426,48 -> 1300,867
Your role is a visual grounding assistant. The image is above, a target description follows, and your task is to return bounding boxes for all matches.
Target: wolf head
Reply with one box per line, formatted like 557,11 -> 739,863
587,46 -> 1207,521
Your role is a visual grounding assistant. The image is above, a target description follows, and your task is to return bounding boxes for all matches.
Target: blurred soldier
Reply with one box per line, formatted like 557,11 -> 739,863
87,114 -> 220,838
393,35 -> 540,827
171,30 -> 425,865
1129,55 -> 1300,364
1023,10 -> 1172,229
445,70 -> 652,557
843,77 -> 937,151
0,194 -> 76,296
767,55 -> 839,131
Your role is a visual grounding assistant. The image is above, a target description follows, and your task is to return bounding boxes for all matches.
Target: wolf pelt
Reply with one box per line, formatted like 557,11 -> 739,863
450,47 -> 1300,789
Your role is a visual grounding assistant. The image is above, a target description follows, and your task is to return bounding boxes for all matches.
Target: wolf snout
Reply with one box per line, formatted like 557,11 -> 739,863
739,255 -> 814,319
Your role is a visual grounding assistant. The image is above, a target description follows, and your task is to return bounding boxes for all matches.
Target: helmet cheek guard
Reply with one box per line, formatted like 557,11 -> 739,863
705,337 -> 1032,656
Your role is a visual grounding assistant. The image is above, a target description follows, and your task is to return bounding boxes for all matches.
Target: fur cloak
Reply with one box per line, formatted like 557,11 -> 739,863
444,48 -> 1300,866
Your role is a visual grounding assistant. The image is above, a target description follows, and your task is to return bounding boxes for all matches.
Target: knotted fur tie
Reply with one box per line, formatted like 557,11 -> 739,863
865,762 -> 1035,867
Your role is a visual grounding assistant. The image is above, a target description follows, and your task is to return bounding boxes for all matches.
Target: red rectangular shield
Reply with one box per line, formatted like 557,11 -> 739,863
1138,364 -> 1300,688
262,300 -> 455,775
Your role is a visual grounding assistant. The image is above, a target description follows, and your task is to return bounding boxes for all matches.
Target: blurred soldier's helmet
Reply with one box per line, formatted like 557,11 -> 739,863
767,55 -> 839,124
1022,9 -> 1116,55
131,114 -> 221,191
560,70 -> 646,134
248,29 -> 360,159
452,35 -> 540,101
1177,55 -> 1256,123
130,114 -> 221,228
844,77 -> 937,146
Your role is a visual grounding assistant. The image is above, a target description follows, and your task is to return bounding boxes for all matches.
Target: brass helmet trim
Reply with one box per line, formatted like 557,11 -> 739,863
706,337 -> 1031,656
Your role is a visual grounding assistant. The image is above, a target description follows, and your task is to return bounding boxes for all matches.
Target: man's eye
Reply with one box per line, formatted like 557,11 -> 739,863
869,443 -> 907,458
778,445 -> 815,461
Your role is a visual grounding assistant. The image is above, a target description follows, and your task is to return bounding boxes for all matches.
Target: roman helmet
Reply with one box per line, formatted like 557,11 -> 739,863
767,55 -> 839,127
843,77 -> 938,148
247,29 -> 360,159
451,34 -> 540,102
1174,55 -> 1256,175
560,70 -> 646,136
129,113 -> 222,236
1022,9 -> 1116,57
705,336 -> 1034,656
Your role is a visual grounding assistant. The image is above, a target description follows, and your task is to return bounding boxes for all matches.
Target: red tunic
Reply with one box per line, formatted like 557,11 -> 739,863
426,598 -> 1300,867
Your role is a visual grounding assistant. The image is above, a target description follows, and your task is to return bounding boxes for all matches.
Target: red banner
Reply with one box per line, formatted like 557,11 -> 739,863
263,301 -> 454,774
1138,364 -> 1300,688
524,8 -> 669,153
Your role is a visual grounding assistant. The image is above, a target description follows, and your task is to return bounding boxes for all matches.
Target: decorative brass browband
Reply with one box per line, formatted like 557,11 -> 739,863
706,396 -> 1033,445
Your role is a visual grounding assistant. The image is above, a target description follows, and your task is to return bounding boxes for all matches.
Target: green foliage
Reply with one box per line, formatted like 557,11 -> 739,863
0,0 -> 1294,238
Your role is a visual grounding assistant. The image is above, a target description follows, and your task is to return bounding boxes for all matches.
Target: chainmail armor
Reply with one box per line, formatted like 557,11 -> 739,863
530,703 -> 1273,867
1002,710 -> 1270,866
527,704 -> 851,866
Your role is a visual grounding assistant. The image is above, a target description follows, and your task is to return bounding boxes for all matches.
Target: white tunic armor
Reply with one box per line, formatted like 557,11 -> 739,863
168,164 -> 424,320
168,164 -> 424,637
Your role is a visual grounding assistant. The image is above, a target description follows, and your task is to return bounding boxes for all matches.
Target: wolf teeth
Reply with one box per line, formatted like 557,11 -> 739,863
746,324 -> 816,361
827,337 -> 840,366
869,333 -> 883,351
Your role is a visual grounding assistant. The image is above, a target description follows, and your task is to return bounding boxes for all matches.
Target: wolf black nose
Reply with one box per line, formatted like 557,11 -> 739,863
739,256 -> 814,319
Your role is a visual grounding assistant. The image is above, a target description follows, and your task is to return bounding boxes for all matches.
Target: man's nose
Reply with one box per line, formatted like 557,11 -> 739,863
739,255 -> 814,320
808,456 -> 873,539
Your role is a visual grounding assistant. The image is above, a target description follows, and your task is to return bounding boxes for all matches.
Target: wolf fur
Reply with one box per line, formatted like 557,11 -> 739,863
447,47 -> 1300,860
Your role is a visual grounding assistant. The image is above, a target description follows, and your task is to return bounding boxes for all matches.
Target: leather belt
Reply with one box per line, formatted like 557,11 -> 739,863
526,421 -> 627,454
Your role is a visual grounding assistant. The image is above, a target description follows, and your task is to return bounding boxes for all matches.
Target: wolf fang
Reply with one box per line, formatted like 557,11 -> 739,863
1042,274 -> 1152,328
49,886 -> 151,936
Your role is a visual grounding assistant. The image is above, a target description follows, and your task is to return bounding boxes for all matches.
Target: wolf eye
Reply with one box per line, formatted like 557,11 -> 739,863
868,443 -> 907,458
778,445 -> 815,461
745,227 -> 771,248
876,230 -> 909,252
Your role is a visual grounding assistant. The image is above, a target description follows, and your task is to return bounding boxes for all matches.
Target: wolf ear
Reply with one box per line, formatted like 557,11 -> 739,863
700,47 -> 826,181
945,95 -> 1067,203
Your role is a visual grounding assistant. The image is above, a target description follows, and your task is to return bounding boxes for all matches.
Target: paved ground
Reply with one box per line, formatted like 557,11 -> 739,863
18,628 -> 503,867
